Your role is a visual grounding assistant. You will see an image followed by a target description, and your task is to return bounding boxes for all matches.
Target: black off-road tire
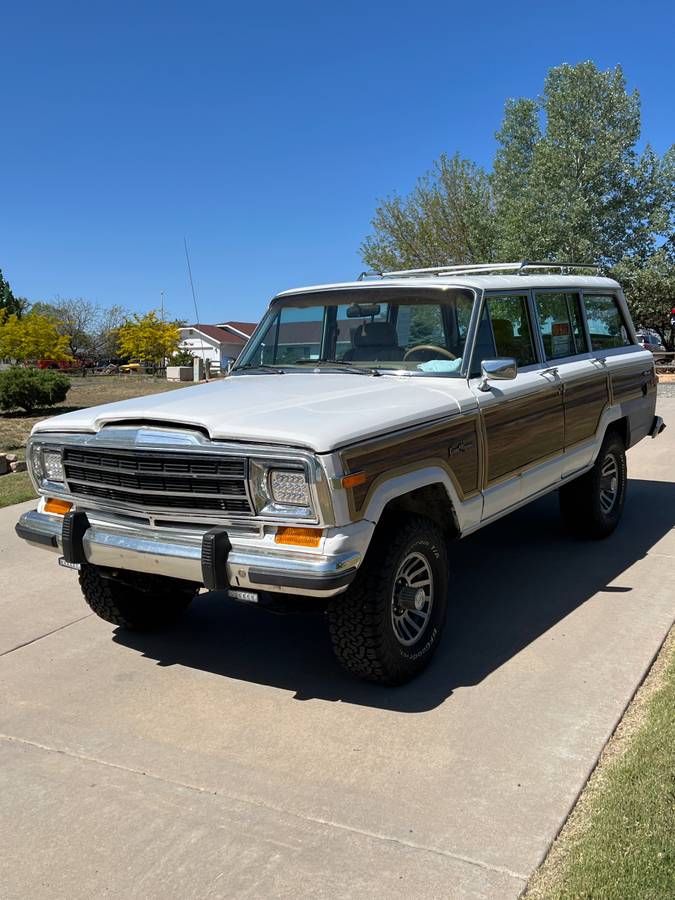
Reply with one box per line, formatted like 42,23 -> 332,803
327,515 -> 448,685
79,565 -> 197,629
559,431 -> 627,539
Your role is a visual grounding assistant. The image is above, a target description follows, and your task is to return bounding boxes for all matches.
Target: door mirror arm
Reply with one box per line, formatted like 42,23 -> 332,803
477,358 -> 518,392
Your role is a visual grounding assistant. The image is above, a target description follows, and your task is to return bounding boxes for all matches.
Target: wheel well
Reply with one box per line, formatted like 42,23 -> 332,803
379,484 -> 458,538
606,416 -> 629,447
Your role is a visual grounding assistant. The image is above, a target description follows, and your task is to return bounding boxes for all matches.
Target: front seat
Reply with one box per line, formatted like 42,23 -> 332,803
491,318 -> 521,362
342,322 -> 404,362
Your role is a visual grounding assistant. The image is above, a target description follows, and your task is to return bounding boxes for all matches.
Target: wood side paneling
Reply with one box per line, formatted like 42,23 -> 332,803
564,376 -> 610,446
341,416 -> 480,516
483,389 -> 564,483
612,368 -> 653,403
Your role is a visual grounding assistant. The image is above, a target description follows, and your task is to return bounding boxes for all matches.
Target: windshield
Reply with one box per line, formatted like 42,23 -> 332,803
235,289 -> 476,376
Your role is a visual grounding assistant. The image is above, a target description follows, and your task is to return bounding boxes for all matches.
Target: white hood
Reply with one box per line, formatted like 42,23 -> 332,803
32,373 -> 474,452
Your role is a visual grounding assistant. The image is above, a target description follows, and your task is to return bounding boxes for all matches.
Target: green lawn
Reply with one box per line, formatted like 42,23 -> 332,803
0,469 -> 36,508
0,375 -> 191,509
526,628 -> 675,899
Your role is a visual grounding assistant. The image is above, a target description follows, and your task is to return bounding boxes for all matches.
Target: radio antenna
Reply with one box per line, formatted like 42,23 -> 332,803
183,237 -> 209,381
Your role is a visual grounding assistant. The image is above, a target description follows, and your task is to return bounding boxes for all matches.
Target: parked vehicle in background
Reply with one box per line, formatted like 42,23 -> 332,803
636,331 -> 666,355
38,358 -> 96,371
17,261 -> 664,685
119,360 -> 148,374
38,359 -> 78,370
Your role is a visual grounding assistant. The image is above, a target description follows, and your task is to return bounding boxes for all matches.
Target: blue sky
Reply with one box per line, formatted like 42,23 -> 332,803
1,0 -> 673,324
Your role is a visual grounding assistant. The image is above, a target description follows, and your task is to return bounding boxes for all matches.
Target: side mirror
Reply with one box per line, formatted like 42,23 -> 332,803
478,358 -> 517,392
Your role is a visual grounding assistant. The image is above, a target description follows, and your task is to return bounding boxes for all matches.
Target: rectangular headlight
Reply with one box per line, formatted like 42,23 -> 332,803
28,442 -> 65,488
269,469 -> 310,507
43,450 -> 65,482
249,459 -> 315,519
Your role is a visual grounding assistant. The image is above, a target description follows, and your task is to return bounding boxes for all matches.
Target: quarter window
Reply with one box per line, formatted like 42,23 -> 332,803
583,295 -> 631,351
535,292 -> 588,359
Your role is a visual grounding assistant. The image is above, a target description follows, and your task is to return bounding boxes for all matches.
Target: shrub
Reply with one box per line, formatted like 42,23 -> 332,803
0,367 -> 70,413
169,349 -> 195,367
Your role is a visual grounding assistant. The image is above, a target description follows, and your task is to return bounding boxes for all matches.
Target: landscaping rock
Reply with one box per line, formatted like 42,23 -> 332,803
0,456 -> 9,476
10,460 -> 27,473
5,453 -> 18,463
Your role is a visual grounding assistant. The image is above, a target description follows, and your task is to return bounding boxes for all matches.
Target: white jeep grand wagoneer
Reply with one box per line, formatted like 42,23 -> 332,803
17,262 -> 663,684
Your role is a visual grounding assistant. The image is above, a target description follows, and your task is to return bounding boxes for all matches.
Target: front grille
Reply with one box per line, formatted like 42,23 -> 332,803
62,447 -> 253,516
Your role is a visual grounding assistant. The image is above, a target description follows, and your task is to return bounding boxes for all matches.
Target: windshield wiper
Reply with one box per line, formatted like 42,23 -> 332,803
291,360 -> 381,376
231,363 -> 285,375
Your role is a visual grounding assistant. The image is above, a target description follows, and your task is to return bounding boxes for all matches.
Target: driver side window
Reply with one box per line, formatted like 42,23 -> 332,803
471,294 -> 536,374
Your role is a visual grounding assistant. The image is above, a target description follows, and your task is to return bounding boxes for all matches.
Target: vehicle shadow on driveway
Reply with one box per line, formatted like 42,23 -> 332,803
113,478 -> 675,712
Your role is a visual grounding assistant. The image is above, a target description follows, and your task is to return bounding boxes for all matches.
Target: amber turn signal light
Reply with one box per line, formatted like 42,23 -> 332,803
274,526 -> 323,548
45,498 -> 73,516
341,471 -> 366,489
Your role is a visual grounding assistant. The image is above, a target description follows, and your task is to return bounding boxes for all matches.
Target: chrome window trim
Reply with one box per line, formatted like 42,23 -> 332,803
235,284 -> 479,378
468,289 -> 543,374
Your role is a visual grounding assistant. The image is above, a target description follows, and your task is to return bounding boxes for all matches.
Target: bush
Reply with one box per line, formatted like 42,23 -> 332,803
0,367 -> 70,413
169,349 -> 195,367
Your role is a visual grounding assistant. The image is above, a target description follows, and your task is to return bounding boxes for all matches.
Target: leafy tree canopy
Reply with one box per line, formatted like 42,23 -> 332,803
117,311 -> 181,364
361,154 -> 496,271
493,63 -> 672,264
362,61 -> 674,277
0,313 -> 72,362
611,249 -> 675,347
0,269 -> 26,318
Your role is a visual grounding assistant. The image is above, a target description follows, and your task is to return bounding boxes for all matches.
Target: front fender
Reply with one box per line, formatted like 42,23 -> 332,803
358,465 -> 482,534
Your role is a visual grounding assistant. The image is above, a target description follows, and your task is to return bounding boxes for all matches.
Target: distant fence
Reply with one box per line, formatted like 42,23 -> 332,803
655,352 -> 675,372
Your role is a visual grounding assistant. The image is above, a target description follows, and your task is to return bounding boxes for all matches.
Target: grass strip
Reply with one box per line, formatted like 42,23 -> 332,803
525,627 -> 675,900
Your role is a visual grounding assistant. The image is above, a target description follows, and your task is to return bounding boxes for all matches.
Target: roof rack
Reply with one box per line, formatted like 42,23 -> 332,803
357,260 -> 600,280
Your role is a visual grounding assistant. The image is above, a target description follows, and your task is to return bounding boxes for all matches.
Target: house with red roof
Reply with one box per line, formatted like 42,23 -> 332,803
178,321 -> 257,372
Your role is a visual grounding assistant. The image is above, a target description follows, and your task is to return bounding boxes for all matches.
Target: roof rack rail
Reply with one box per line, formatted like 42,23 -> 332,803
357,260 -> 600,280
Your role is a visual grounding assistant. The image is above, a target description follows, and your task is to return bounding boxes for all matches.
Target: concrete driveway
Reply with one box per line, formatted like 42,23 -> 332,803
2,399 -> 674,899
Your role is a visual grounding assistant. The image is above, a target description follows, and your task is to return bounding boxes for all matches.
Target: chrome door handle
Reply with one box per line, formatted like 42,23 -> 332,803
591,357 -> 608,367
539,366 -> 559,377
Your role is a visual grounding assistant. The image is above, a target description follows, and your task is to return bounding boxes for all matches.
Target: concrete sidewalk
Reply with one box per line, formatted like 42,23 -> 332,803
1,400 -> 674,899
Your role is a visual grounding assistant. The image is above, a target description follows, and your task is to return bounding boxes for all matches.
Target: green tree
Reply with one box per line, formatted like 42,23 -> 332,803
361,153 -> 496,272
117,311 -> 180,365
0,313 -> 72,362
361,62 -> 674,273
169,348 -> 195,367
493,62 -> 672,265
612,250 -> 675,348
0,269 -> 25,318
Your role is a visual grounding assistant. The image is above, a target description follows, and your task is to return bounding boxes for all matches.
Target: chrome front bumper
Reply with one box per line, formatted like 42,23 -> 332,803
16,509 -> 366,598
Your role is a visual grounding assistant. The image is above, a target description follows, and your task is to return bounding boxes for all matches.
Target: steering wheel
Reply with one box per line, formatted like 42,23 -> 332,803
403,344 -> 457,362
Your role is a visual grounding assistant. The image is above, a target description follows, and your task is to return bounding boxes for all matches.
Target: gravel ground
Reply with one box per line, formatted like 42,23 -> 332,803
657,382 -> 675,398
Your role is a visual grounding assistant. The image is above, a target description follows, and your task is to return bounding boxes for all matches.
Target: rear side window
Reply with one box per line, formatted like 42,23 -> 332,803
535,292 -> 588,359
583,294 -> 631,351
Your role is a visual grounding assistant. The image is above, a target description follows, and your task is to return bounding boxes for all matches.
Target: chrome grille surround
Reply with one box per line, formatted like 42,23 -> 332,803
62,447 -> 253,516
27,426 -> 334,527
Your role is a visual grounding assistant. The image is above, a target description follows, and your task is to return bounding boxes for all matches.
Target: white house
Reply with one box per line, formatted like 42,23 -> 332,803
178,322 -> 256,372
